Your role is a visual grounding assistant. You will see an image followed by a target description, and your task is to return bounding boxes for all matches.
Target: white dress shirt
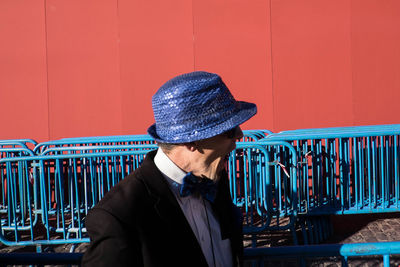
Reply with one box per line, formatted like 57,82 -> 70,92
154,148 -> 233,267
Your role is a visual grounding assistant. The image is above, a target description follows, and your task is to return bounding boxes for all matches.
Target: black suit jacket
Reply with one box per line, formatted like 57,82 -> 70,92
82,150 -> 243,267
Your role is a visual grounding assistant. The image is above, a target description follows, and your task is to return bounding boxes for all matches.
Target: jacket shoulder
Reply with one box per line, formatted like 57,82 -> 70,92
89,153 -> 158,224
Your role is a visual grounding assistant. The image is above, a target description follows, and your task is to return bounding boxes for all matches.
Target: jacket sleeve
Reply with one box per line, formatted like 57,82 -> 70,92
81,207 -> 142,267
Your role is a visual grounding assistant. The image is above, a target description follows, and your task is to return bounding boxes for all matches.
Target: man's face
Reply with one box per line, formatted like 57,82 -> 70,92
195,126 -> 243,176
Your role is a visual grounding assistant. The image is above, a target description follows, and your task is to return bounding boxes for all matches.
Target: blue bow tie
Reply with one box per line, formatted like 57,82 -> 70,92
179,172 -> 217,203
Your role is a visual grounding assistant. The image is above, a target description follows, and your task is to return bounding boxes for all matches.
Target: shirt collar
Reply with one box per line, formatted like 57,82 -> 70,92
154,147 -> 187,186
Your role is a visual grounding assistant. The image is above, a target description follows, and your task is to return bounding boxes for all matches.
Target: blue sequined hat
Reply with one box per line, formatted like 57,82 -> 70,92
147,71 -> 257,143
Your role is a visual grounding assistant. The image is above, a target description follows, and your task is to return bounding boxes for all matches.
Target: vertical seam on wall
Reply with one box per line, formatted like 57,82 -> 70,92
44,0 -> 51,140
192,0 -> 196,71
116,0 -> 123,132
269,0 -> 276,131
349,0 -> 355,126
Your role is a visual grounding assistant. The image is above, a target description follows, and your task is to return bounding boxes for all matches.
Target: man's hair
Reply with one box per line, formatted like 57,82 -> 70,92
156,142 -> 179,154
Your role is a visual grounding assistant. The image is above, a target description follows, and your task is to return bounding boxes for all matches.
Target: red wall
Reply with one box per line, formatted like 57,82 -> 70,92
1,0 -> 400,142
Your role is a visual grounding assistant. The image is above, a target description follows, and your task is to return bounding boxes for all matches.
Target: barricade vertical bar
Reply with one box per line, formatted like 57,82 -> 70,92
74,159 -> 83,239
341,139 -> 346,210
307,140 -> 311,211
331,139 -> 337,207
353,137 -> 359,210
325,139 -> 330,205
54,159 -> 60,232
97,157 -> 102,202
300,258 -> 306,267
229,152 -> 237,204
372,137 -> 377,208
367,137 -> 372,210
342,138 -> 354,210
83,158 -> 88,215
390,136 -> 395,207
247,149 -> 255,218
102,156 -> 109,192
380,136 -> 385,209
232,152 -> 237,206
246,148 -> 251,224
359,137 -> 365,209
311,140 -> 316,208
326,139 -> 332,206
344,139 -> 350,210
300,140 -> 307,212
39,160 -> 50,240
317,140 -> 322,207
395,136 -> 399,208
383,254 -> 389,267
243,149 -> 249,227
305,139 -> 310,212
385,136 -> 390,208
119,155 -> 125,179
17,163 -> 25,226
113,156 -> 118,191
276,147 -> 282,212
342,256 -> 348,267
258,151 -> 265,217
26,161 -> 35,240
339,139 -> 344,209
56,159 -> 67,239
6,162 -> 16,238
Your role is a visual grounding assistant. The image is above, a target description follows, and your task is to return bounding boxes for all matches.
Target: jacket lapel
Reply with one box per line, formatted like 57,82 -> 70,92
138,151 -> 185,223
136,151 -> 207,259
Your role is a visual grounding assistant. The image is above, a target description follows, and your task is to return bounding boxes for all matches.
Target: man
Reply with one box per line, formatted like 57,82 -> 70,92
82,71 -> 257,267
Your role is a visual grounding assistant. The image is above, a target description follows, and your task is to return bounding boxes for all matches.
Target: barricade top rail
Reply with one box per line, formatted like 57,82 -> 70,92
0,148 -> 157,163
0,141 -> 29,150
245,129 -> 273,135
0,139 -> 38,146
50,131 -> 265,143
58,134 -> 153,141
236,140 -> 297,156
0,147 -> 35,156
279,124 -> 400,134
265,124 -> 400,141
244,240 -> 400,258
240,131 -> 261,141
243,129 -> 272,139
39,144 -> 158,156
33,135 -> 156,153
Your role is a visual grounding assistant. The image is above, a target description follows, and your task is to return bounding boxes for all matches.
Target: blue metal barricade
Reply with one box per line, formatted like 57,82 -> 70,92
229,141 -> 298,244
0,145 -> 156,246
39,144 -> 157,156
265,125 -> 400,216
0,147 -> 38,244
244,240 -> 400,267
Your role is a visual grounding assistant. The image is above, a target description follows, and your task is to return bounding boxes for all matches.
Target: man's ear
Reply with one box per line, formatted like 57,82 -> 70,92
184,142 -> 197,152
186,141 -> 206,154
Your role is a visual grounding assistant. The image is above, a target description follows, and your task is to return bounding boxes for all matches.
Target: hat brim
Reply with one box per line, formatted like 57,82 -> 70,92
147,101 -> 257,143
